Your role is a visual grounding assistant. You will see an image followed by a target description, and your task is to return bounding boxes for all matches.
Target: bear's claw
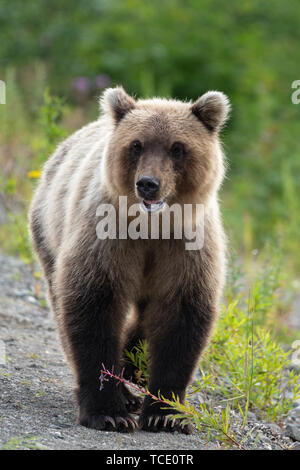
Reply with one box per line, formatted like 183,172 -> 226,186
139,414 -> 193,434
79,414 -> 138,433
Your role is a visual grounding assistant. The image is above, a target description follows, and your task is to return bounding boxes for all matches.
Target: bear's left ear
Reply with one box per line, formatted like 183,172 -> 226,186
191,91 -> 230,132
100,86 -> 136,123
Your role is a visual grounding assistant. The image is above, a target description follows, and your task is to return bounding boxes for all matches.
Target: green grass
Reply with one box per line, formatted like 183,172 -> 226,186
0,85 -> 70,264
0,436 -> 42,450
125,340 -> 149,386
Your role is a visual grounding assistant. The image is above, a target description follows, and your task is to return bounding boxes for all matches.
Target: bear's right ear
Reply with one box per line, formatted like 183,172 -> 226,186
191,91 -> 230,132
100,86 -> 136,123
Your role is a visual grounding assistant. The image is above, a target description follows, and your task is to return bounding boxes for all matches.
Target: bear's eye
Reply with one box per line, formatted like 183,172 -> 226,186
171,142 -> 185,159
130,140 -> 143,157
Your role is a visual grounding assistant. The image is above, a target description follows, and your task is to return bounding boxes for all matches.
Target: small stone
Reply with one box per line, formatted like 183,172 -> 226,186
264,443 -> 272,450
269,423 -> 282,436
15,290 -> 29,297
290,406 -> 300,418
285,424 -> 300,442
246,411 -> 257,421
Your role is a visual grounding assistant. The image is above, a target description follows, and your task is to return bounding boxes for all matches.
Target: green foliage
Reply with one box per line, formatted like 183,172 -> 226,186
0,436 -> 42,450
125,340 -> 149,386
0,88 -> 67,262
208,251 -> 300,420
36,88 -> 67,164
0,211 -> 34,264
160,395 -> 246,449
0,174 -> 34,263
200,306 -> 299,421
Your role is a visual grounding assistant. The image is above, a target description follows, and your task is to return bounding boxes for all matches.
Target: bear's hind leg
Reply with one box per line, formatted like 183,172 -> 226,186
29,207 -> 57,311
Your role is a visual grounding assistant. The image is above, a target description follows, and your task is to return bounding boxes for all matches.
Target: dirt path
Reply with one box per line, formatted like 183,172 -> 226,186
0,254 -> 298,450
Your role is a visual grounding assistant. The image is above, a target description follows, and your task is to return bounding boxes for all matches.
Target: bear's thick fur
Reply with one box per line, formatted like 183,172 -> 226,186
29,87 -> 230,433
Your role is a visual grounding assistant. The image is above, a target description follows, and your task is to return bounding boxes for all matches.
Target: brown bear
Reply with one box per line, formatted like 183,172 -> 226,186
29,86 -> 230,433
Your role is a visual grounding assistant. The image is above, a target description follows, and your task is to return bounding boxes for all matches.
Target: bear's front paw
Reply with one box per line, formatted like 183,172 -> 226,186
79,412 -> 138,433
138,413 -> 193,434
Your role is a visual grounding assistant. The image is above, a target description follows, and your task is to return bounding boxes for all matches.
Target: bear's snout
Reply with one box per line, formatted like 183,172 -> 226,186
136,175 -> 160,200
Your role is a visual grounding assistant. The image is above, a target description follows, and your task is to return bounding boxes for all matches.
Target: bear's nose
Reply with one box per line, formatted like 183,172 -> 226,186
136,176 -> 160,199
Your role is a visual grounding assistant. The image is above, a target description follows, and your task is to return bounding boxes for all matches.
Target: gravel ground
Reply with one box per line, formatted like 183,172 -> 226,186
0,253 -> 299,450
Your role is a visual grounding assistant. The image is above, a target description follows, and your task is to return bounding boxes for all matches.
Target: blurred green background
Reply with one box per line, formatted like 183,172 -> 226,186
0,0 -> 300,270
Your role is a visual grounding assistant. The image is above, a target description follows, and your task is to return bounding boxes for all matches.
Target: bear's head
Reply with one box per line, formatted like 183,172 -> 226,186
101,87 -> 230,212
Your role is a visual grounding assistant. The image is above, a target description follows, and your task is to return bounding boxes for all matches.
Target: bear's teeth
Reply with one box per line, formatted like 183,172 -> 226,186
141,199 -> 166,213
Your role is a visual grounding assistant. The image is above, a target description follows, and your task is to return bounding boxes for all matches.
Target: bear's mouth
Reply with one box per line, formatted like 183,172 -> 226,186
141,198 -> 166,213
